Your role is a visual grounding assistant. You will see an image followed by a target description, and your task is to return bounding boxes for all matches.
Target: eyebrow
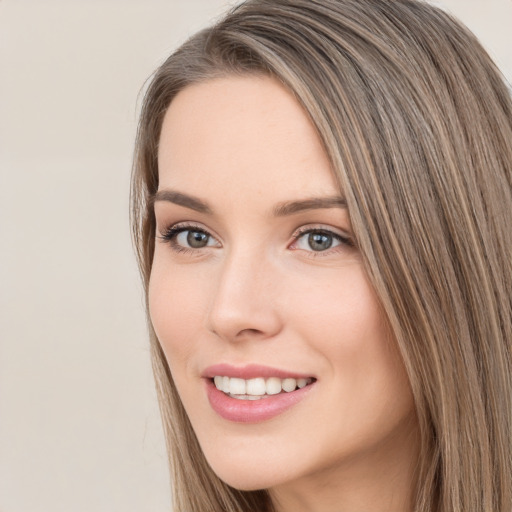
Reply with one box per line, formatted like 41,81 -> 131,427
152,189 -> 347,216
272,196 -> 347,216
152,190 -> 212,214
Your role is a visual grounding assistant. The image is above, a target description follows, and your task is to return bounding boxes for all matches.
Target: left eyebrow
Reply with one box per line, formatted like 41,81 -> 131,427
272,196 -> 347,216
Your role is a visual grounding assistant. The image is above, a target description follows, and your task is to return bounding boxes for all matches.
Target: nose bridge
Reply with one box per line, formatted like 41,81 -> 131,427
207,244 -> 281,342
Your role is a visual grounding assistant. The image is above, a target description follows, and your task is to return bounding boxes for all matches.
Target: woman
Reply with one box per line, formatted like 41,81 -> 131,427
131,0 -> 512,510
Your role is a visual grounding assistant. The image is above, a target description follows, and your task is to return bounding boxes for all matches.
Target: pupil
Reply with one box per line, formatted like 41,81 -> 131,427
308,232 -> 332,251
187,231 -> 208,248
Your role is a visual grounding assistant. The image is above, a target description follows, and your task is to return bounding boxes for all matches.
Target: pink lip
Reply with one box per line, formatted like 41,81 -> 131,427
202,364 -> 316,423
202,363 -> 314,380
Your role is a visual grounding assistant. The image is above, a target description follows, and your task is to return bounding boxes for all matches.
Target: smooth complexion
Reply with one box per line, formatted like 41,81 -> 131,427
149,76 -> 419,512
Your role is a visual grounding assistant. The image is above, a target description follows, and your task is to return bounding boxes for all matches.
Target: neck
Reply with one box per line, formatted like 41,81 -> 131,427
269,415 -> 420,512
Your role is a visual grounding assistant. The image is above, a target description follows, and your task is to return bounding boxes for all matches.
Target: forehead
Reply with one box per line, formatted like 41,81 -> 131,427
157,75 -> 338,204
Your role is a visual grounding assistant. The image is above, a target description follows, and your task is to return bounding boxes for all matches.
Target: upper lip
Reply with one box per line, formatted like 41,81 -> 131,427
201,363 -> 315,380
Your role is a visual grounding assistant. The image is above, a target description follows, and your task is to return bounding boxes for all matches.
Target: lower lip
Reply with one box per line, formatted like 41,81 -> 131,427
205,379 -> 315,423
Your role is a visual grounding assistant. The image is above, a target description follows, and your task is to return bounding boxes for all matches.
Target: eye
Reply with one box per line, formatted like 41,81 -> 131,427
176,230 -> 212,249
290,228 -> 353,253
301,232 -> 337,251
158,223 -> 220,252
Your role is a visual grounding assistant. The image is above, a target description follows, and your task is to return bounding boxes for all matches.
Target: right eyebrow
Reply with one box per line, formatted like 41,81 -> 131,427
151,189 -> 212,214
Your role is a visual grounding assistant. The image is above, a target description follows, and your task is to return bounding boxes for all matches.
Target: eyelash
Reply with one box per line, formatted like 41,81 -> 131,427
290,226 -> 354,257
157,223 -> 213,256
157,223 -> 354,258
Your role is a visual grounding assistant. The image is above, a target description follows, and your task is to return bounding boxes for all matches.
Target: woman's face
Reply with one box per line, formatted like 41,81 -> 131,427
150,76 -> 418,497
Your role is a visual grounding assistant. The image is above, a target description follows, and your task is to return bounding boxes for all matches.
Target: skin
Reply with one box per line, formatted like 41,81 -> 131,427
149,75 -> 419,512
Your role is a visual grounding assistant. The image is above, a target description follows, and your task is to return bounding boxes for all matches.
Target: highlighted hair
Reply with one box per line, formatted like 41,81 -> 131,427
131,1 -> 512,510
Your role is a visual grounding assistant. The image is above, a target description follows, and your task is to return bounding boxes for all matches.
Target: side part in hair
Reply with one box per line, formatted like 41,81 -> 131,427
131,1 -> 512,510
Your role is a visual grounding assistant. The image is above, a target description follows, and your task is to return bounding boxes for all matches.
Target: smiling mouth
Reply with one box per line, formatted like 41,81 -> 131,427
213,376 -> 315,400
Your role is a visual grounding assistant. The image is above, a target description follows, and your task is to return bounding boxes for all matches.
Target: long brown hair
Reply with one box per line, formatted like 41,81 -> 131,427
131,1 -> 512,510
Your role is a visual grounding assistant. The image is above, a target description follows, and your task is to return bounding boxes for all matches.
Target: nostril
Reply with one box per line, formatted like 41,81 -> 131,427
236,328 -> 265,338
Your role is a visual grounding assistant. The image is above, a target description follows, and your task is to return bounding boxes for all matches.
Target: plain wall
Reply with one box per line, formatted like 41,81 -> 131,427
1,1 -> 510,511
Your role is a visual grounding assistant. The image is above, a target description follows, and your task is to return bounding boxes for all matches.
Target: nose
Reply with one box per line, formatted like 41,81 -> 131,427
206,249 -> 283,343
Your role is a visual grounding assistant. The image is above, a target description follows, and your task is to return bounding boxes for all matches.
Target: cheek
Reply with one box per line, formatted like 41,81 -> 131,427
289,267 -> 410,412
148,259 -> 208,370
290,265 -> 385,352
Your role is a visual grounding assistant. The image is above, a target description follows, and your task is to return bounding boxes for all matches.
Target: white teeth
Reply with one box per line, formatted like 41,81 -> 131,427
266,377 -> 282,395
246,378 -> 266,395
229,394 -> 262,400
213,376 -> 313,397
297,378 -> 307,388
282,378 -> 297,392
229,377 -> 246,395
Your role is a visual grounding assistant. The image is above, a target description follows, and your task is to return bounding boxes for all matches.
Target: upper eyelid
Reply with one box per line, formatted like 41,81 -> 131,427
158,221 -> 352,246
159,222 -> 348,234
159,221 -> 214,235
291,224 -> 351,239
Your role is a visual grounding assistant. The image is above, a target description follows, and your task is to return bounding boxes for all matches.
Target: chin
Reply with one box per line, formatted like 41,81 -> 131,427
203,450 -> 294,491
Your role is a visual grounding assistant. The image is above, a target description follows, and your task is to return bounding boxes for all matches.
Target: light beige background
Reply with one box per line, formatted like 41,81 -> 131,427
0,1 -> 510,511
